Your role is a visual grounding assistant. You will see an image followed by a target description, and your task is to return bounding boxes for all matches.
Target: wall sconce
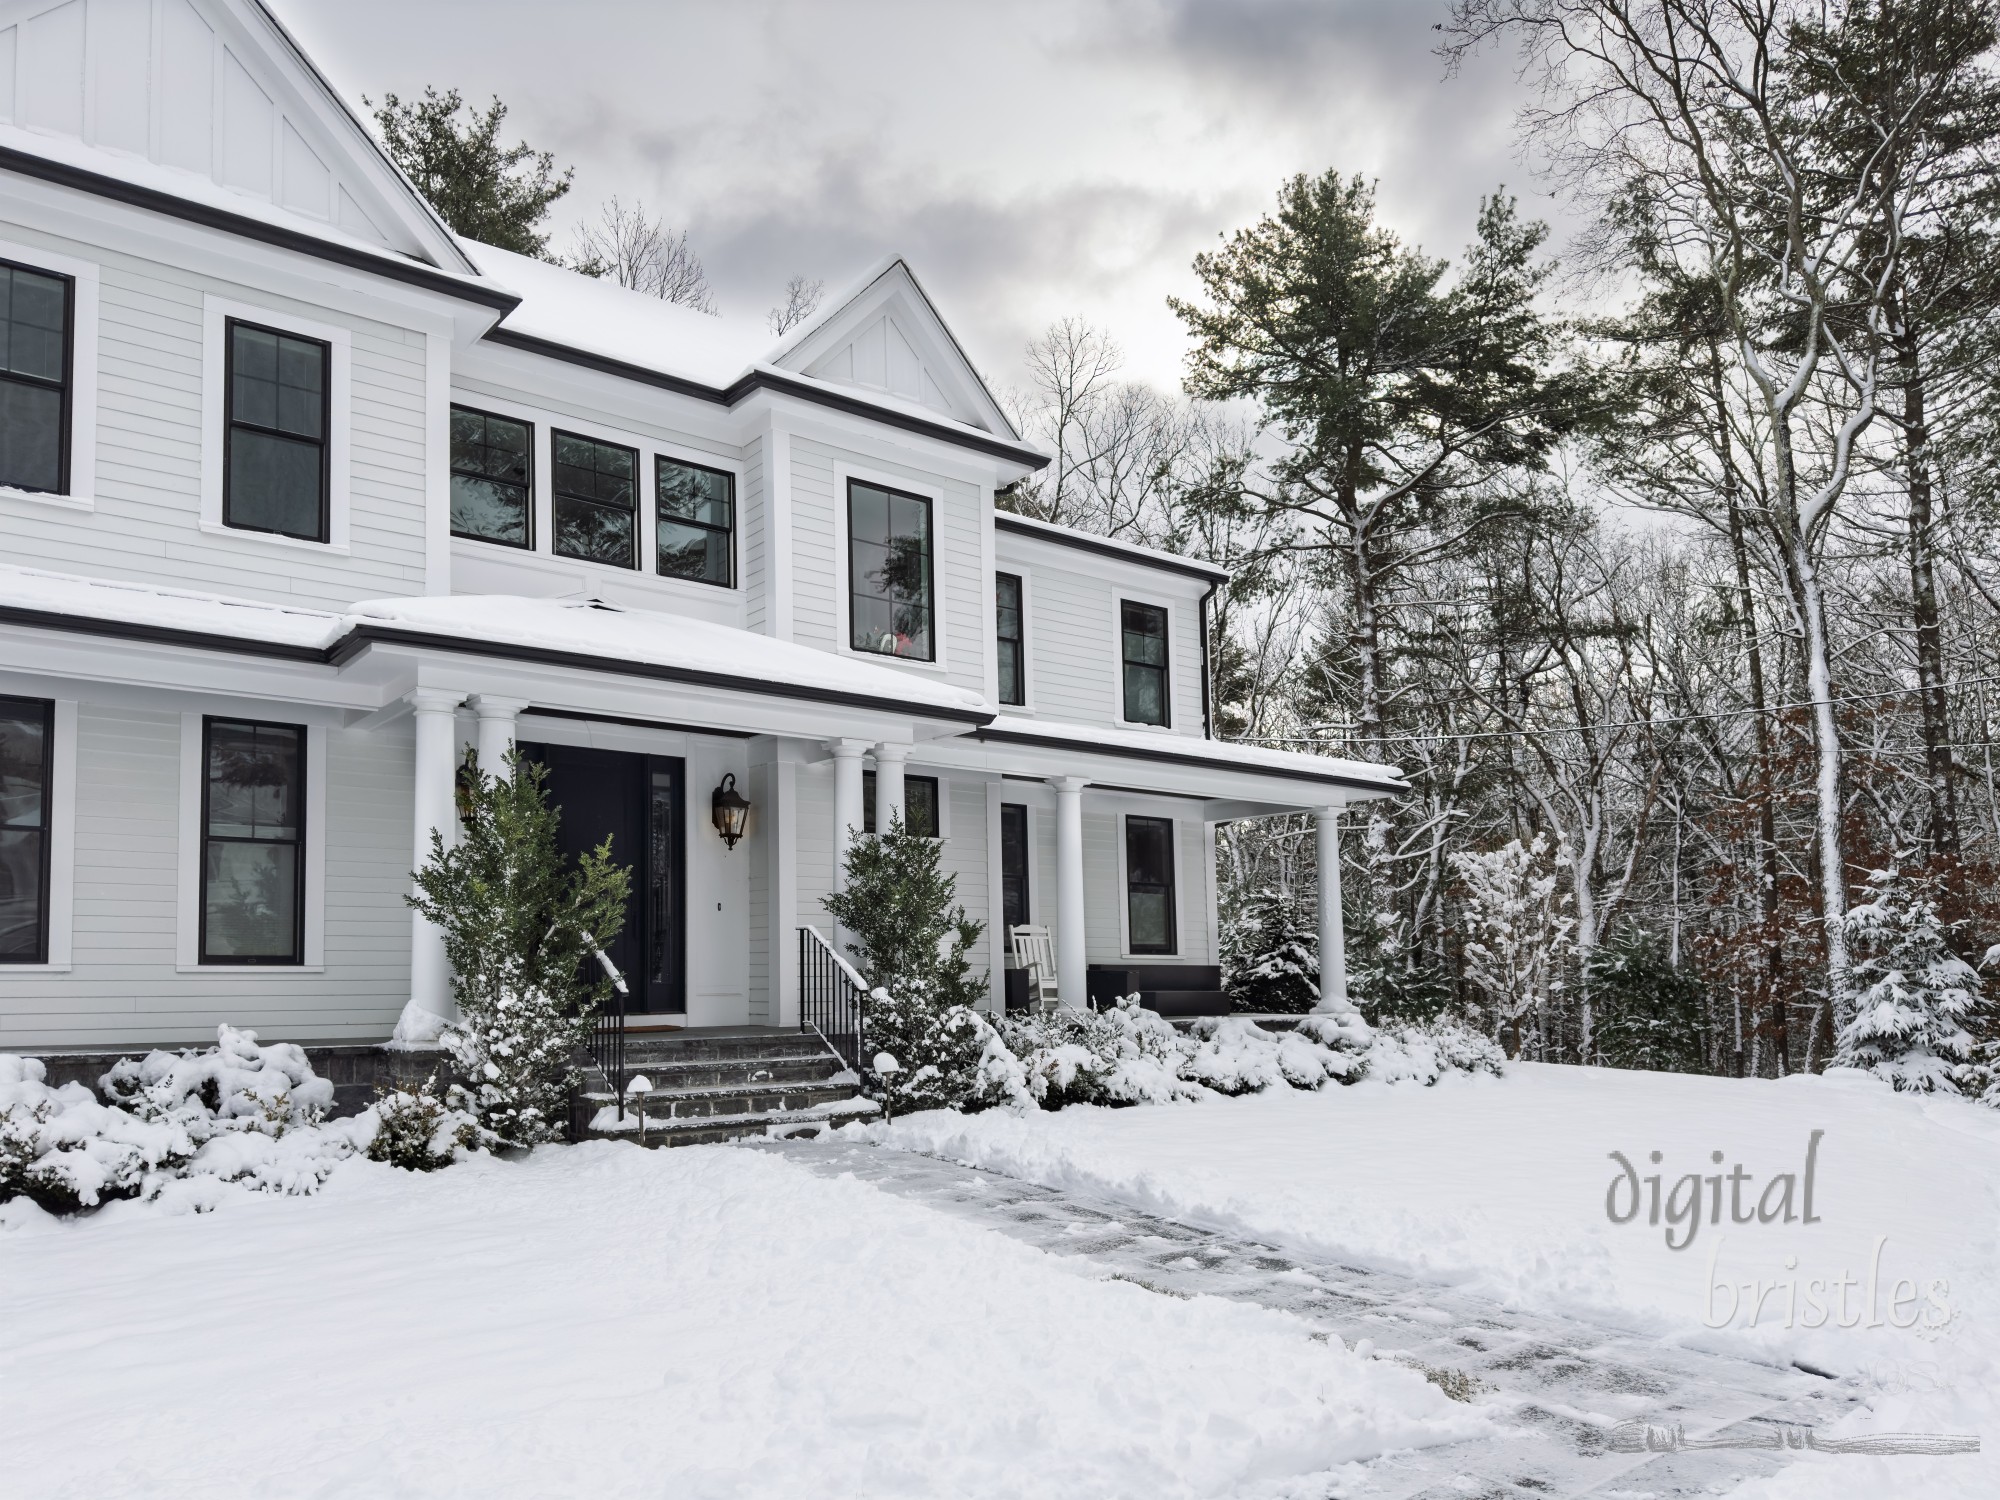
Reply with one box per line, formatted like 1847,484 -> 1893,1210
711,773 -> 750,850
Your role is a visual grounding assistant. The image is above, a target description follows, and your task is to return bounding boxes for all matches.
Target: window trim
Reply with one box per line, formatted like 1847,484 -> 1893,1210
832,462 -> 949,673
222,317 -> 332,545
0,237 -> 97,511
449,401 -> 535,550
550,426 -> 642,571
196,716 -> 309,967
654,451 -> 736,589
1119,812 -> 1180,958
0,694 -> 54,965
995,570 -> 1029,708
201,295 -> 351,552
177,714 -> 325,972
1116,596 -> 1174,729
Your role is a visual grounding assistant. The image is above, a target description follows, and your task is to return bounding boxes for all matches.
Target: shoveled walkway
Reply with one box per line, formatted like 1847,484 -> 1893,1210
758,1136 -> 1867,1499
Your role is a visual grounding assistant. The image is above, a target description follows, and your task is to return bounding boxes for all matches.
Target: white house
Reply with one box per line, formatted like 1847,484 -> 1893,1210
0,0 -> 1402,1059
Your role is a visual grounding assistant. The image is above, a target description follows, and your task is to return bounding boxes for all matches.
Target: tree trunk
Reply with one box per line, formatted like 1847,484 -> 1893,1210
1897,323 -> 1959,860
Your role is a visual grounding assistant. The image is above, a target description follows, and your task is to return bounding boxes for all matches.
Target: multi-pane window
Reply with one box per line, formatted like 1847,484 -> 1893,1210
225,320 -> 329,542
552,430 -> 638,568
0,263 -> 71,495
863,771 -> 940,838
450,405 -> 532,547
0,697 -> 53,964
200,719 -> 305,965
1120,601 -> 1170,726
996,572 -> 1025,706
656,456 -> 734,587
1000,802 -> 1030,931
1124,815 -> 1177,956
848,479 -> 934,660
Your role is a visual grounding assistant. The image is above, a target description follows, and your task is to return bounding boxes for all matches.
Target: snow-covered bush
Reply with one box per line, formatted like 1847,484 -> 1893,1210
1452,834 -> 1573,1057
1833,866 -> 1981,1093
1360,1015 -> 1507,1085
865,987 -> 1024,1114
409,750 -> 631,1146
1180,1015 -> 1366,1094
367,1073 -> 495,1172
1224,891 -> 1319,1013
1003,1000 -> 1205,1107
2,1055 -> 194,1213
102,1023 -> 333,1133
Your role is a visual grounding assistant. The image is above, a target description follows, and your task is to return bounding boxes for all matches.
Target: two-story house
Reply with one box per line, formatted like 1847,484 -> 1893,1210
0,0 -> 1402,1060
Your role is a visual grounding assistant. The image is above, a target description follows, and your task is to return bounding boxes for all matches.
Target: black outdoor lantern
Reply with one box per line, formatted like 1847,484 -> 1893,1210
711,773 -> 750,850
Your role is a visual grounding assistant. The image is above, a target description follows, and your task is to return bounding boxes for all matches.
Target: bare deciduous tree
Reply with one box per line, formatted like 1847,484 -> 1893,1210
570,197 -> 716,314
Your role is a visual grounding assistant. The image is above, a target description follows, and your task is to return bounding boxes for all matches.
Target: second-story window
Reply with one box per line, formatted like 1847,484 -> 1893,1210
552,430 -> 638,568
450,406 -> 532,547
996,572 -> 1025,706
848,479 -> 934,660
226,320 -> 329,542
656,456 -> 734,587
0,261 -> 71,496
1121,601 -> 1170,726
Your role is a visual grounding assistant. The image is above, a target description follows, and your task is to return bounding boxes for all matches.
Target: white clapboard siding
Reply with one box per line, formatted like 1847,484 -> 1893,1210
1021,558 -> 1208,734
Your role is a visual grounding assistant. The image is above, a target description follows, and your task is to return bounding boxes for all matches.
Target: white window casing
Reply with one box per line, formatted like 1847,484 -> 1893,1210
1112,590 -> 1177,732
1115,809 -> 1184,960
831,458 -> 950,674
7,699 -> 77,972
0,237 -> 98,512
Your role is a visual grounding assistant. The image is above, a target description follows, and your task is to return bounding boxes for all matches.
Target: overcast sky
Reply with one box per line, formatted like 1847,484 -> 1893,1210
273,0 -> 1557,396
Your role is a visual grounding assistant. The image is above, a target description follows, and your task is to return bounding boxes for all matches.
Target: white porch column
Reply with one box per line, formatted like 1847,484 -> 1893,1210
1049,776 -> 1089,1008
829,739 -> 869,892
1313,806 -> 1353,1016
471,695 -> 528,778
409,689 -> 465,1020
873,742 -> 908,833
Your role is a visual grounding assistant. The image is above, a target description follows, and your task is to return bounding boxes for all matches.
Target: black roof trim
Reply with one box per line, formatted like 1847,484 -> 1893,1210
993,514 -> 1230,582
481,327 -> 1050,470
972,725 -> 1404,793
0,144 -> 520,314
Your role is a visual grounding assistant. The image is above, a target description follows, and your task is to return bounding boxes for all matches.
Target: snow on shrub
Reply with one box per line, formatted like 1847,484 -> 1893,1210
1833,865 -> 1982,1094
367,1073 -> 494,1172
1,1055 -> 193,1214
1002,1001 -> 1204,1108
865,988 -> 1025,1114
102,1023 -> 334,1131
1360,1016 -> 1507,1085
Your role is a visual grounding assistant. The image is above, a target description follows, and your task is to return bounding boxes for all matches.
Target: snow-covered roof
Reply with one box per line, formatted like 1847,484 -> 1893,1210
993,512 -> 1230,584
0,564 -> 346,650
973,715 -> 1406,794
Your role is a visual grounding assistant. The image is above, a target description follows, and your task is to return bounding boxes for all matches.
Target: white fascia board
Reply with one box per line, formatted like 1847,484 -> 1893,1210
913,733 -> 1391,810
453,341 -> 748,451
733,387 -> 1026,491
995,527 -> 1217,598
0,626 -> 369,711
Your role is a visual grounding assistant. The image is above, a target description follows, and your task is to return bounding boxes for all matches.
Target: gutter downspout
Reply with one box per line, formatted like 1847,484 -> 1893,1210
1198,578 -> 1221,739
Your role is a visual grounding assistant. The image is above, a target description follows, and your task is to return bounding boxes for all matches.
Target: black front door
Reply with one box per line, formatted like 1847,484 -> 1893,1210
520,742 -> 685,1015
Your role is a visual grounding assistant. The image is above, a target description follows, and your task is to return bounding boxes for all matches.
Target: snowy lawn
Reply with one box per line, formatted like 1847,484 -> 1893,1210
0,1140 -> 1486,1500
865,1062 -> 2000,1496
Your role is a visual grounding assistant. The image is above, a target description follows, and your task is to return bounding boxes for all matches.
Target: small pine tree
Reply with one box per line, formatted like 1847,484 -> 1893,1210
1833,865 -> 1982,1093
1452,834 -> 1573,1058
408,750 -> 630,1144
1225,890 -> 1319,1013
1590,932 -> 1708,1074
370,87 -> 573,257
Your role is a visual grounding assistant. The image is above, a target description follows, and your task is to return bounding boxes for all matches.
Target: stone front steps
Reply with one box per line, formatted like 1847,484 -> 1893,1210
574,1027 -> 877,1148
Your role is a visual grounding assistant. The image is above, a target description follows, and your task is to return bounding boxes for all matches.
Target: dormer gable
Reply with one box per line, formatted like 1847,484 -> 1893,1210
774,259 -> 1018,438
0,0 -> 472,270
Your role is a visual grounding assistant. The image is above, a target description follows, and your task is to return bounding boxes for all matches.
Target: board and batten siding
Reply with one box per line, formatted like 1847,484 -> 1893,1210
1013,554 -> 1207,735
0,221 -> 432,609
0,704 -> 414,1050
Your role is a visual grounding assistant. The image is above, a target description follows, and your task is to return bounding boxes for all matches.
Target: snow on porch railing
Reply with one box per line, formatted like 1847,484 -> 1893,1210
572,938 -> 630,1138
799,926 -> 866,1072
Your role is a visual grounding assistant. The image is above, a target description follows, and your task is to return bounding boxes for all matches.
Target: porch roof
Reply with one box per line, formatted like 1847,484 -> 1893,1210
969,715 -> 1405,796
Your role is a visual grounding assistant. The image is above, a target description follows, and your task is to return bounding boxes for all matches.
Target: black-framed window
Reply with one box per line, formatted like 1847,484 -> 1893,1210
863,771 -> 940,838
1125,815 -> 1176,955
657,455 -> 734,587
552,430 -> 638,568
0,696 -> 53,964
0,262 -> 71,496
848,479 -> 934,660
1000,802 -> 1030,932
450,405 -> 532,547
1121,600 -> 1170,726
200,719 -> 305,965
996,572 -> 1025,706
225,320 -> 329,542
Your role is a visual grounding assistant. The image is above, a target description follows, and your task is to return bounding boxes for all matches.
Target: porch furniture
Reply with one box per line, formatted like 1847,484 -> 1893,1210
1009,925 -> 1062,1013
1087,964 -> 1229,1018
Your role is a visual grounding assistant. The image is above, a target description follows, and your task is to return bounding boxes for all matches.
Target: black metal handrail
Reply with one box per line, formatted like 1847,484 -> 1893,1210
588,940 -> 629,1123
799,926 -> 866,1071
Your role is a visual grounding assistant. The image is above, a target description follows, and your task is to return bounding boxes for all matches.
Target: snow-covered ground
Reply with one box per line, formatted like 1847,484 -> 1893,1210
867,1061 -> 2000,1496
0,1141 -> 1484,1500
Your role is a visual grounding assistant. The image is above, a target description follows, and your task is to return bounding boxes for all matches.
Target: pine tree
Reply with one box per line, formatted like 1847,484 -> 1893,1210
408,750 -> 629,1144
370,87 -> 573,258
1833,865 -> 1982,1093
1224,890 -> 1319,1013
1452,833 -> 1573,1058
1590,932 -> 1708,1074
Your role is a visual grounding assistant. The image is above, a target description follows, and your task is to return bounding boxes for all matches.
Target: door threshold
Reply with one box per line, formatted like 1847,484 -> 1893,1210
625,1017 -> 689,1033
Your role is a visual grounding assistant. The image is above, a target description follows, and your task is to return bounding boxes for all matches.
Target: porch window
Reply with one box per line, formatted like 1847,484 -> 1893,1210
1000,802 -> 1030,930
863,771 -> 940,838
0,261 -> 71,495
1120,601 -> 1169,726
450,405 -> 532,547
1124,815 -> 1176,955
996,572 -> 1025,705
225,320 -> 329,542
552,430 -> 638,568
200,718 -> 305,965
0,696 -> 53,963
656,456 -> 734,587
848,479 -> 934,660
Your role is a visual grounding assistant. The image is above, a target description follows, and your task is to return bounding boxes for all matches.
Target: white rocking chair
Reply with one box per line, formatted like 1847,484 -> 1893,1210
1009,924 -> 1062,1014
